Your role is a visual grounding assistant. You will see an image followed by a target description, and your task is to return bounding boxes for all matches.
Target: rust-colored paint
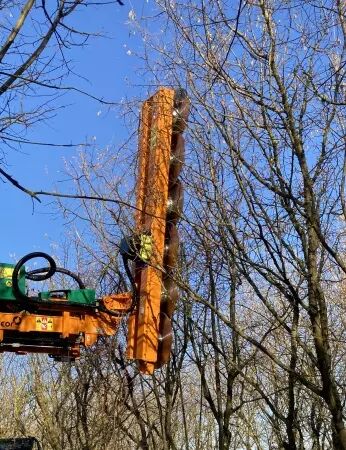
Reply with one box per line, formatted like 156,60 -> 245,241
126,88 -> 175,373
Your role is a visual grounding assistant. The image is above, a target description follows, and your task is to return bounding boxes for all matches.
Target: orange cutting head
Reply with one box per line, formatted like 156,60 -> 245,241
127,88 -> 175,373
127,87 -> 190,374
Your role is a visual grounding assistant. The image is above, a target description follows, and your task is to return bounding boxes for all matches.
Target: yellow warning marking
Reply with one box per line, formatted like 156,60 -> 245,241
35,317 -> 41,331
0,267 -> 13,278
36,317 -> 53,331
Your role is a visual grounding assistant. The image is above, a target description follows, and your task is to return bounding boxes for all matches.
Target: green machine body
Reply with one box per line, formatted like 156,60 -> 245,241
39,289 -> 96,306
0,263 -> 26,301
0,261 -> 95,306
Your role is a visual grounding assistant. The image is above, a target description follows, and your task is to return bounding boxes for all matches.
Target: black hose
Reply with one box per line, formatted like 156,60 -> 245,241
12,252 -> 56,302
12,252 -> 86,303
27,267 -> 86,289
97,255 -> 138,317
96,253 -> 139,316
122,254 -> 139,313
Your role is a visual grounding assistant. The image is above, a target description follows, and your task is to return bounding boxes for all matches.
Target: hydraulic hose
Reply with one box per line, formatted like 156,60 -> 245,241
12,252 -> 86,303
12,252 -> 56,302
121,254 -> 139,313
96,254 -> 138,317
27,267 -> 86,289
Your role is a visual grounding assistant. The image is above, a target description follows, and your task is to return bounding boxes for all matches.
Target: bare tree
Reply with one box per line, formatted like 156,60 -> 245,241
3,1 -> 345,449
129,0 -> 346,448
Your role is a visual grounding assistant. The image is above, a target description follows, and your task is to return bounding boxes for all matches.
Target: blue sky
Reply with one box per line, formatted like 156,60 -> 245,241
0,1 -> 150,262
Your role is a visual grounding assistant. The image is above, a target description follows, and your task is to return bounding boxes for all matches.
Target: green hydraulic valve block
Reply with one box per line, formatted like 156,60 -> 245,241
39,289 -> 96,306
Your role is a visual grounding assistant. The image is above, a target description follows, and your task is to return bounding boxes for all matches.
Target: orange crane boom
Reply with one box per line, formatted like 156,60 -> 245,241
127,87 -> 190,373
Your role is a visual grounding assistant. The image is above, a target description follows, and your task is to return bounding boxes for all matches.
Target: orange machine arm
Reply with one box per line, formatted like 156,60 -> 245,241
0,293 -> 132,361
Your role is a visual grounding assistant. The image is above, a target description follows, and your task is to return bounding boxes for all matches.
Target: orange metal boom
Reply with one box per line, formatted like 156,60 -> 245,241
127,88 -> 177,374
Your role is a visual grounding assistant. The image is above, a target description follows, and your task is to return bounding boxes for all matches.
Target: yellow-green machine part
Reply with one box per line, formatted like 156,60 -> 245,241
0,263 -> 26,301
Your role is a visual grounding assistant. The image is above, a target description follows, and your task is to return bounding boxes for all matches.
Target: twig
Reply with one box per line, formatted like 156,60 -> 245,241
2,136 -> 90,148
0,167 -> 41,201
